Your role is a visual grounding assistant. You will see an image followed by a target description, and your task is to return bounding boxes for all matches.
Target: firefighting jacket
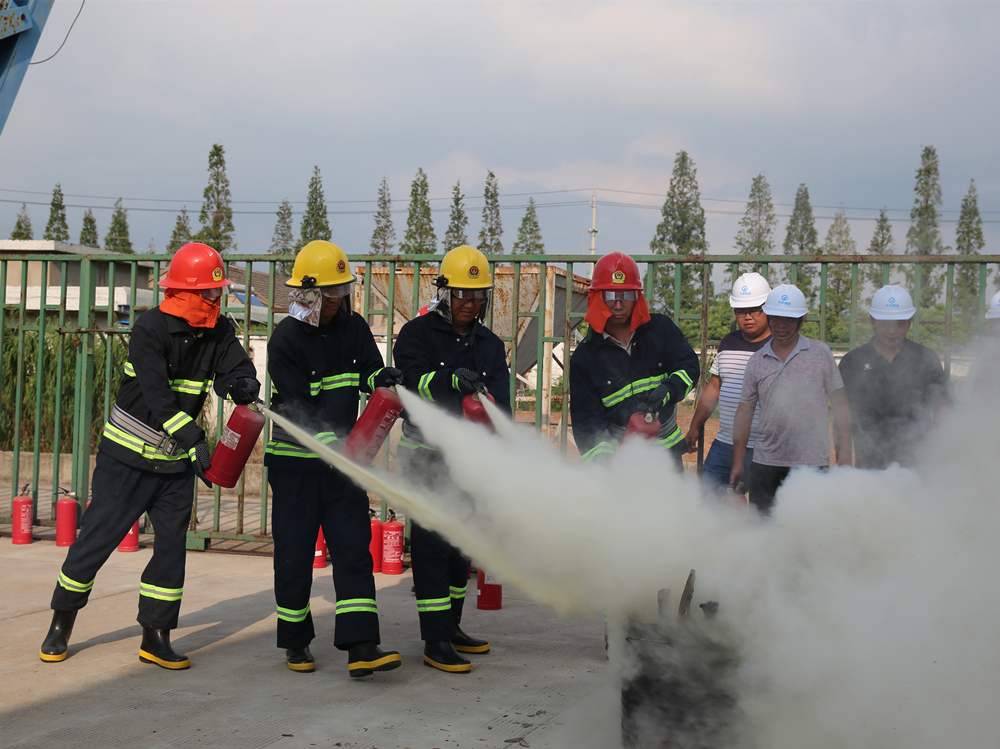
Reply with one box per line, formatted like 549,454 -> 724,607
569,314 -> 699,462
265,307 -> 386,470
392,311 -> 511,449
100,309 -> 257,473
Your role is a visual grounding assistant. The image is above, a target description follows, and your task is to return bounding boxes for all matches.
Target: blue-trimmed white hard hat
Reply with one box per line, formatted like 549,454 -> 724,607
987,290 -> 1000,320
761,284 -> 808,318
729,272 -> 771,308
869,285 -> 916,321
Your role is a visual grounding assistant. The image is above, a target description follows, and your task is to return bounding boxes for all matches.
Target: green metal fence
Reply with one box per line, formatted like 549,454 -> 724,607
1,252 -> 997,547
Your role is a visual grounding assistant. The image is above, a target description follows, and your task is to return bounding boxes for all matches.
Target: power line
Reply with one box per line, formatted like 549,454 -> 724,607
29,0 -> 86,66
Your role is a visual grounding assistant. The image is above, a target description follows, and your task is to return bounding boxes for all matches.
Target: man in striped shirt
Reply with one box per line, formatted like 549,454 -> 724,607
685,273 -> 771,488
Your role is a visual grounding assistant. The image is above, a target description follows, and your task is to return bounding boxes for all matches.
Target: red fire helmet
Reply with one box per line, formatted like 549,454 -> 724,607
589,252 -> 643,291
159,243 -> 229,289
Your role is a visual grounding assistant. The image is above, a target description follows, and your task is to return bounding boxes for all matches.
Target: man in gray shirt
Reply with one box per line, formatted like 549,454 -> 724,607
729,284 -> 852,514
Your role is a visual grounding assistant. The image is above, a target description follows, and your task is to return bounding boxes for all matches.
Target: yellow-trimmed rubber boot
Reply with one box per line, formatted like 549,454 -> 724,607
423,639 -> 471,673
139,628 -> 190,670
347,642 -> 401,678
39,610 -> 77,663
451,626 -> 490,654
286,647 -> 315,672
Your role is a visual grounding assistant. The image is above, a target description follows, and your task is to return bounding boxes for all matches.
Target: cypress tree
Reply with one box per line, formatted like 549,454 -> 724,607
370,178 -> 396,254
11,204 -> 33,240
271,198 -> 297,275
903,146 -> 945,306
733,173 -> 777,280
478,170 -> 503,254
79,209 -> 100,248
300,166 -> 331,248
167,207 -> 193,252
44,183 -> 70,242
781,184 -> 819,303
105,198 -> 134,255
442,181 -> 468,251
401,168 -> 437,254
512,197 -> 544,255
954,179 -> 988,324
195,143 -> 237,252
864,209 -> 896,305
820,207 -> 856,342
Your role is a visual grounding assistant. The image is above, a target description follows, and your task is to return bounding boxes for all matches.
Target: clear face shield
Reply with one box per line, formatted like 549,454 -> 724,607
428,286 -> 492,323
288,282 -> 354,327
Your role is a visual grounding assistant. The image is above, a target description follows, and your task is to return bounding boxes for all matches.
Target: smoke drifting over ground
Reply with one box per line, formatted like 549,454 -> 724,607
277,389 -> 1000,747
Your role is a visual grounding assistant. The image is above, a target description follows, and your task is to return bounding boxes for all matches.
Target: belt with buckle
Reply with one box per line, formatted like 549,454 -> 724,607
109,404 -> 179,457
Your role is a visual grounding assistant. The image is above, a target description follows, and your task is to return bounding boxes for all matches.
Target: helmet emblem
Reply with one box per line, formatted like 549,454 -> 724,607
888,296 -> 896,304
337,259 -> 346,272
212,268 -> 223,281
741,285 -> 749,293
469,265 -> 479,277
612,270 -> 626,284
780,294 -> 789,303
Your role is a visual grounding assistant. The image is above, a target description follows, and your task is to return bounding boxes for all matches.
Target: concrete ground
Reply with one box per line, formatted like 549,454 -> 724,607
0,536 -> 619,749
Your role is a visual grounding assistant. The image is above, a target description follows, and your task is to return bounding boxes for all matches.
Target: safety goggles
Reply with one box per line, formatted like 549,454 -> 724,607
200,286 -> 230,301
734,306 -> 764,317
320,282 -> 354,299
602,290 -> 638,302
451,288 -> 491,301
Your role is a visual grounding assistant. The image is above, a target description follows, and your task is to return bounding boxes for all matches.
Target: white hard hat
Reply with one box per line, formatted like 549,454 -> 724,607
729,272 -> 771,308
762,284 -> 808,318
869,285 -> 916,321
986,290 -> 1000,320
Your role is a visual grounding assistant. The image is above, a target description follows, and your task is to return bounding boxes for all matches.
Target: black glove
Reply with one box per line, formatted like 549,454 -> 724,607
231,377 -> 261,405
191,440 -> 213,488
636,384 -> 671,415
453,368 -> 484,394
372,367 -> 404,390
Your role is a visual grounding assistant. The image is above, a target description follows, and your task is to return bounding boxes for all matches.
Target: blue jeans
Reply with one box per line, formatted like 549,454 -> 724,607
701,439 -> 754,489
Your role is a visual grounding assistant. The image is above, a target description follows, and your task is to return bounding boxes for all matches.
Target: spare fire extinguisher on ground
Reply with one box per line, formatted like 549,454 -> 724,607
118,520 -> 140,552
314,527 -> 328,569
462,391 -> 496,434
369,509 -> 383,573
382,509 -> 404,575
477,567 -> 502,610
204,403 -> 267,488
56,493 -> 78,547
342,387 -> 403,464
12,486 -> 33,545
622,411 -> 660,443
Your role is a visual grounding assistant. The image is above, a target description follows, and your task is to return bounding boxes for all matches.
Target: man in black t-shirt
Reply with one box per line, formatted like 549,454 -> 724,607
839,285 -> 948,469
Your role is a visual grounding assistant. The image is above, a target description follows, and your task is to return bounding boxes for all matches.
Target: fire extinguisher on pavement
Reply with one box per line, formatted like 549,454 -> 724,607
477,567 -> 502,610
462,391 -> 496,434
314,527 -> 328,569
382,509 -> 404,575
12,485 -> 33,545
56,492 -> 78,547
343,387 -> 403,465
204,403 -> 267,488
369,509 -> 383,573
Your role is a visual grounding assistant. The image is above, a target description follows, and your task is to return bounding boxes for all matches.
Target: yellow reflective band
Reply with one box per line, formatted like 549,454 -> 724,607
276,604 -> 311,622
399,434 -> 435,451
656,427 -> 685,449
418,372 -> 436,402
367,369 -> 382,392
602,375 -> 668,408
416,597 -> 452,613
124,362 -> 136,377
58,571 -> 94,593
449,585 -> 467,598
163,412 -> 193,435
672,369 -> 694,398
139,583 -> 183,602
582,441 -> 617,463
335,598 -> 378,615
102,423 -> 185,461
170,378 -> 211,395
308,373 -> 361,397
265,441 -> 320,459
316,431 -> 338,445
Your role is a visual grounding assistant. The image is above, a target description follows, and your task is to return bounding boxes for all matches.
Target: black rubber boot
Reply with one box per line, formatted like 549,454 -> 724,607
138,628 -> 190,670
451,625 -> 490,654
39,610 -> 78,663
286,646 -> 315,672
347,642 -> 401,678
423,639 -> 471,673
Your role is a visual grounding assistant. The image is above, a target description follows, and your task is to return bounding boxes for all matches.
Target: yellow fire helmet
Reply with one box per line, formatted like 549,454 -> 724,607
436,245 -> 494,290
286,240 -> 356,288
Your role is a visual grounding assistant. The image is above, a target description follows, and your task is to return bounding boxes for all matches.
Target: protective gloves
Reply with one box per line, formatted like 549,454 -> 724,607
636,383 -> 671,415
191,439 -> 213,488
372,367 -> 405,389
453,368 -> 485,394
231,377 -> 261,405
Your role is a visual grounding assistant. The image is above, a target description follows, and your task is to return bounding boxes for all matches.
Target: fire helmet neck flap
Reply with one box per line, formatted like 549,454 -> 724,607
428,245 -> 494,323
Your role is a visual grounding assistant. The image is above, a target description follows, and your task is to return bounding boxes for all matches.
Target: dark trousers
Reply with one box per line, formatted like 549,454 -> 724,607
51,452 -> 195,630
411,521 -> 470,641
269,466 -> 379,650
749,463 -> 829,515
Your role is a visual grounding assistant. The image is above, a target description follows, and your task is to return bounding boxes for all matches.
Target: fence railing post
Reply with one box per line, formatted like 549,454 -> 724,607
73,258 -> 96,506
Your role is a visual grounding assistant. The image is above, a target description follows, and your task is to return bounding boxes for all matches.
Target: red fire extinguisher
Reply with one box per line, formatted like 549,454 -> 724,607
462,391 -> 496,434
56,493 -> 78,547
343,387 -> 403,465
382,509 -> 404,575
477,567 -> 502,610
369,509 -> 383,573
622,411 -> 660,443
204,403 -> 267,488
118,520 -> 140,552
314,527 -> 328,569
12,487 -> 33,545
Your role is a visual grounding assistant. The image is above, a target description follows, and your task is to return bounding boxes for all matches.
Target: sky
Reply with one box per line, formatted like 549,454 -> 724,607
2,0 -> 999,278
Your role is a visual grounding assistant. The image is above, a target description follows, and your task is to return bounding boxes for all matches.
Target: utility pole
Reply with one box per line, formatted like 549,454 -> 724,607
588,190 -> 598,277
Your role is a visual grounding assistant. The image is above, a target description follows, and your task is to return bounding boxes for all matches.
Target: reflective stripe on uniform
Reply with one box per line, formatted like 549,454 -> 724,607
277,603 -> 311,622
102,423 -> 186,461
449,585 -> 467,599
265,441 -> 320,459
58,571 -> 95,593
399,434 -> 435,451
601,375 -> 668,408
170,378 -> 212,395
335,598 -> 378,615
416,596 -> 451,613
672,369 -> 694,399
139,583 -> 183,602
656,426 -> 685,449
163,411 -> 193,435
582,441 -> 617,462
418,372 -> 436,402
308,373 -> 360,397
124,362 -> 136,377
367,369 -> 383,392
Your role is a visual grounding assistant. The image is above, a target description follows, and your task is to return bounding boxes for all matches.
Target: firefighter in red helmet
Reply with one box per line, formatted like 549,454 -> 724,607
39,243 -> 260,669
569,252 -> 699,465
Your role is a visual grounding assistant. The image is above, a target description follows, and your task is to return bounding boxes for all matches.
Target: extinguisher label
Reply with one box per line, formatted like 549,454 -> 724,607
220,426 -> 241,450
484,572 -> 499,585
